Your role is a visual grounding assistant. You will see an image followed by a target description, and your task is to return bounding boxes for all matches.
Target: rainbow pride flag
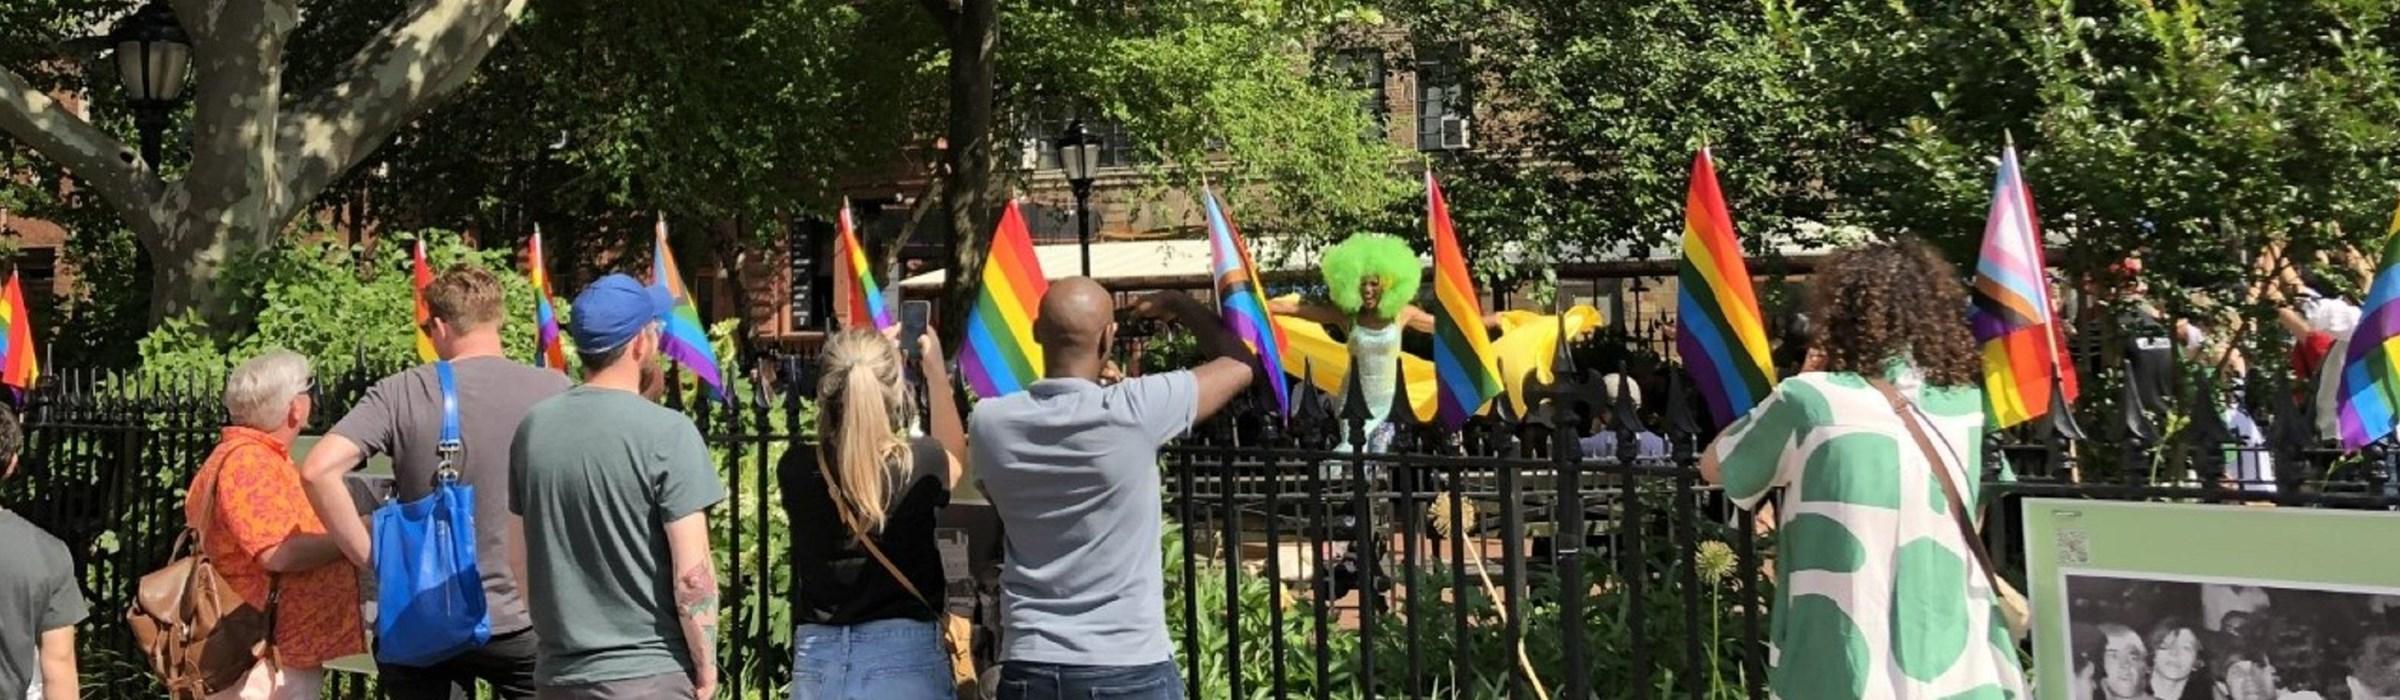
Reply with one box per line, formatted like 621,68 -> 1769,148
2335,194 -> 2400,450
528,228 -> 567,372
1427,171 -> 1502,428
959,202 -> 1048,399
652,216 -> 726,398
1674,148 -> 1778,428
411,239 -> 436,362
834,199 -> 896,332
1202,188 -> 1290,418
0,272 -> 38,391
1971,143 -> 2079,428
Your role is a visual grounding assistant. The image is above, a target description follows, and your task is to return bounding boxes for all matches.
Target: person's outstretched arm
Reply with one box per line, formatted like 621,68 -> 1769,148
1134,292 -> 1258,423
1399,305 -> 1504,334
1268,297 -> 1350,327
918,330 -> 969,488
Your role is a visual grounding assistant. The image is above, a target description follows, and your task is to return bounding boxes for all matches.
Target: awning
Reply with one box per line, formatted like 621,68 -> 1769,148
899,239 -> 1297,291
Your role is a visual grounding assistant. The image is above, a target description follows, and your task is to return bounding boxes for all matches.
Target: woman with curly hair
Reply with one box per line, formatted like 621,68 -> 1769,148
1272,234 -> 1496,447
1700,237 -> 2028,698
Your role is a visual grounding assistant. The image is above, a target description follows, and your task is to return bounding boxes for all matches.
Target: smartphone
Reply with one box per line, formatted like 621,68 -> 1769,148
901,300 -> 933,359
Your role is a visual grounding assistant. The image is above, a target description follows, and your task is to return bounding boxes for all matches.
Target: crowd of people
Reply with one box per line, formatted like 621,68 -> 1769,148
0,257 -> 1263,700
0,228 -> 2394,700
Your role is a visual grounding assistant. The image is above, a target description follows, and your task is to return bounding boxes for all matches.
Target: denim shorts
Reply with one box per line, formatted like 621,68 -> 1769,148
997,660 -> 1182,700
789,619 -> 952,700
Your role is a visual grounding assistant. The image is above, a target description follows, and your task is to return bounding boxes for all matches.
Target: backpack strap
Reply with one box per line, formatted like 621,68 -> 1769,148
813,443 -> 939,616
434,360 -> 463,483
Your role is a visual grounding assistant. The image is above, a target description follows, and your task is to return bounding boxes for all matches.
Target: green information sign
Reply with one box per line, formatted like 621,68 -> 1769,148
2022,499 -> 2400,700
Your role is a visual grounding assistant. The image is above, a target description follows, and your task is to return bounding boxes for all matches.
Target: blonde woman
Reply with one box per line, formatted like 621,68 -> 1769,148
784,329 -> 966,699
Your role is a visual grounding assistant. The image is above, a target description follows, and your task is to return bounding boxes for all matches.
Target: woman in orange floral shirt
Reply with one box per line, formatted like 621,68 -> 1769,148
186,350 -> 365,699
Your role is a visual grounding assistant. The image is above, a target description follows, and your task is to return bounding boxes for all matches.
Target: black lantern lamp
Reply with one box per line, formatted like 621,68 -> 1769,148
1056,119 -> 1101,277
107,1 -> 192,166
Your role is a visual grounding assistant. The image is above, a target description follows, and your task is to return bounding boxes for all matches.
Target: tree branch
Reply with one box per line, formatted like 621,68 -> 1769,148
0,65 -> 160,223
272,0 -> 526,222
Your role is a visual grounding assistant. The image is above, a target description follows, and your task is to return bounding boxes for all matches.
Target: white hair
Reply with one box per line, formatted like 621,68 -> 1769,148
225,350 -> 312,430
1600,373 -> 1642,409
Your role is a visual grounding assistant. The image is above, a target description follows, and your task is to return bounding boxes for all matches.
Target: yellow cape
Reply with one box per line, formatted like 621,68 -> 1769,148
1268,297 -> 1604,422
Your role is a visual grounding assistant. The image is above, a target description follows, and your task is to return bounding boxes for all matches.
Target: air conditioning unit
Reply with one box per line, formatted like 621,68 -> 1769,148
1014,138 -> 1042,170
1438,115 -> 1471,150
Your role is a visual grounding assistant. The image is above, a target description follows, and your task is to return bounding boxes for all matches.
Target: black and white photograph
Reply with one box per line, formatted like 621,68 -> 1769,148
2064,572 -> 2400,700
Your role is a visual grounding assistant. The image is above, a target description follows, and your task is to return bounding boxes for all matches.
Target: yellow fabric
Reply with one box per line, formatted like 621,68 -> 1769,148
1268,297 -> 1603,422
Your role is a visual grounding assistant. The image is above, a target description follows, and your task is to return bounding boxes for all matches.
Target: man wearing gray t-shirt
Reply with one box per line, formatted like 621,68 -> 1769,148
300,265 -> 570,698
972,279 -> 1253,699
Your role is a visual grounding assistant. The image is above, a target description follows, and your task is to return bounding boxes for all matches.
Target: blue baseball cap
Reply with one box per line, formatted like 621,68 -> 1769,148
569,273 -> 674,353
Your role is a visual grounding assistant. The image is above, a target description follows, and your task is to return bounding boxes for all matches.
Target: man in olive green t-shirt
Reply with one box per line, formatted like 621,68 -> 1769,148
510,275 -> 725,700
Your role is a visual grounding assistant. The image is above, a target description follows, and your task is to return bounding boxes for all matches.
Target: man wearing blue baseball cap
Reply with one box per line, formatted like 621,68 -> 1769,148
509,274 -> 726,700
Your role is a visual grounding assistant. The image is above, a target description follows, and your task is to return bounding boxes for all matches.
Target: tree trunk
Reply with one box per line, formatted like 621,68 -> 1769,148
0,0 -> 528,328
919,0 -> 1000,348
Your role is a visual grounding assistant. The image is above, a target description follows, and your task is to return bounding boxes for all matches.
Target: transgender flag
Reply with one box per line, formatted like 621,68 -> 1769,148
1202,188 -> 1290,418
2335,194 -> 2400,450
1970,143 -> 2079,428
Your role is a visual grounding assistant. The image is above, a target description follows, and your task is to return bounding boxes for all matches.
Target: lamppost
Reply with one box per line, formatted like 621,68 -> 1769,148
1056,119 -> 1100,278
104,1 -> 192,166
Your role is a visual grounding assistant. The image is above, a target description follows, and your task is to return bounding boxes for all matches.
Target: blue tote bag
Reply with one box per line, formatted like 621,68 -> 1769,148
371,360 -> 492,666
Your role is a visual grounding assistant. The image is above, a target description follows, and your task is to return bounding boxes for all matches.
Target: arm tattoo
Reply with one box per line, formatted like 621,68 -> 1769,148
676,563 -> 719,671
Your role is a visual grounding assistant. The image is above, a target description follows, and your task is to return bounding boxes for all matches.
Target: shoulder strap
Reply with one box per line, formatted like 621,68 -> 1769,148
434,360 -> 463,481
813,443 -> 939,615
1866,379 -> 2008,590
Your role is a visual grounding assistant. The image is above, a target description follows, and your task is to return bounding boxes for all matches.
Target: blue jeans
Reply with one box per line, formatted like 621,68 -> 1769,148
997,661 -> 1183,700
789,619 -> 951,700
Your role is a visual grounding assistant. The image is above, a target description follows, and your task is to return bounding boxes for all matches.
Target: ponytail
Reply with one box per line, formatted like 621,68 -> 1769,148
818,330 -> 913,536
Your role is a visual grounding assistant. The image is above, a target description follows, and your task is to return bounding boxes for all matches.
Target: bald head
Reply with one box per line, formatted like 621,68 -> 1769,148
1038,278 -> 1116,349
1036,277 -> 1117,379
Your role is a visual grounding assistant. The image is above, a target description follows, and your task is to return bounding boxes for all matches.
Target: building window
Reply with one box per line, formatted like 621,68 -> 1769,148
1021,111 -> 1143,171
1416,49 -> 1470,151
1328,49 -> 1387,139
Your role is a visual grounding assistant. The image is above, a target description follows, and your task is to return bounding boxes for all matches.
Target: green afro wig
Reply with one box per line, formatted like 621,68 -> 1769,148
1321,234 -> 1422,320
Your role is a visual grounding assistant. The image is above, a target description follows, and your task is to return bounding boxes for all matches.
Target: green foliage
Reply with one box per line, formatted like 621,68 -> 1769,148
1007,0 -> 1412,241
134,230 -> 554,381
1162,492 -> 1766,697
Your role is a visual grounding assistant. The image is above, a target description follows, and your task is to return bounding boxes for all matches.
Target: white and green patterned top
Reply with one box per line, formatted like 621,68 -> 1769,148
1712,370 -> 2027,700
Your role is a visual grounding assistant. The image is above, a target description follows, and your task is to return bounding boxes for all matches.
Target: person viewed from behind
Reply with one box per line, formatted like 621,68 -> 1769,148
188,350 -> 365,699
2146,618 -> 2209,700
298,264 -> 570,699
0,408 -> 84,700
511,274 -> 725,699
783,328 -> 966,699
974,280 -> 1256,699
1578,373 -> 1667,462
1700,238 -> 2028,698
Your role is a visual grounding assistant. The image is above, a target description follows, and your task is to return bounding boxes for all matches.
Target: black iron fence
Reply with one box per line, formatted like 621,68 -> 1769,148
0,360 -> 815,699
1161,347 -> 2400,699
7,336 -> 2400,699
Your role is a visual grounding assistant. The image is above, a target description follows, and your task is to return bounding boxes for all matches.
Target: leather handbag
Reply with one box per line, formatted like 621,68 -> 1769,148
816,444 -> 979,698
1868,379 -> 2032,641
127,465 -> 279,699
